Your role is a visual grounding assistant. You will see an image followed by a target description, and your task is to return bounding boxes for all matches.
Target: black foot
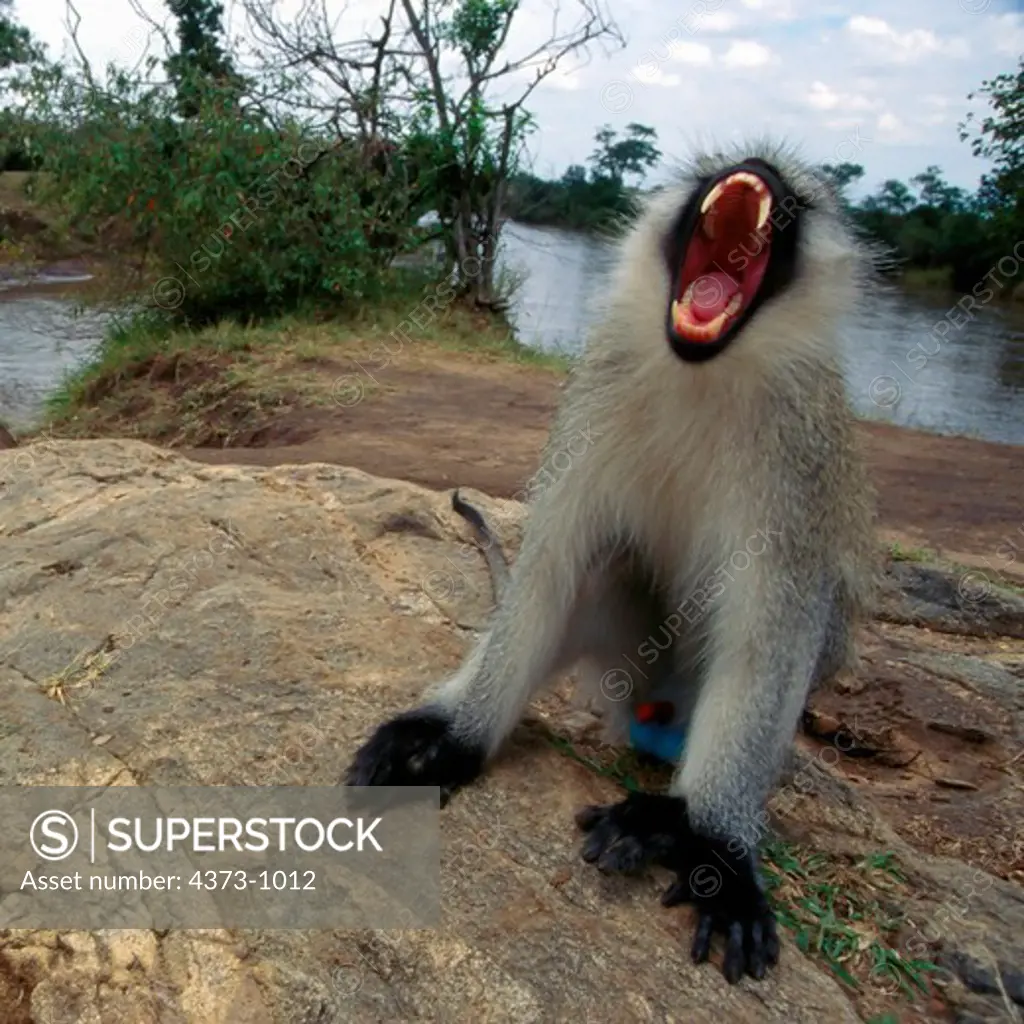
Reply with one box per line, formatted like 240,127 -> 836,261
575,793 -> 779,983
575,792 -> 685,874
660,833 -> 780,984
344,708 -> 485,806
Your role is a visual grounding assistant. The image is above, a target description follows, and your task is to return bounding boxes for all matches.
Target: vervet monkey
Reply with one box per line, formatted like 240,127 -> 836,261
347,143 -> 878,984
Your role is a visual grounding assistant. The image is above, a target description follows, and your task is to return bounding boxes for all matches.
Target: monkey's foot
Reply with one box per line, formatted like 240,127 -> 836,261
344,708 -> 485,806
661,834 -> 780,984
576,795 -> 779,983
575,792 -> 684,874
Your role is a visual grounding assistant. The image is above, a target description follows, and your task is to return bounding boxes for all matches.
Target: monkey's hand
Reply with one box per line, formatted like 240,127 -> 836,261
574,792 -> 684,874
661,835 -> 780,984
576,793 -> 779,983
344,708 -> 485,807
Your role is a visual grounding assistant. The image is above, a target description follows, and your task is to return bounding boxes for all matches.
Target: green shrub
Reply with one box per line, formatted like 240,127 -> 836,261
17,62 -> 428,323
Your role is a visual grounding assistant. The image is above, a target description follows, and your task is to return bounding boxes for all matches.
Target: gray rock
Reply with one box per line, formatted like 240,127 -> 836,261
0,440 -> 866,1024
879,560 -> 1024,639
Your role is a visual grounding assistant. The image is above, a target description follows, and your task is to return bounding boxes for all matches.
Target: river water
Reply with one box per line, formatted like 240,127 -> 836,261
499,222 -> 1024,446
2,223 -> 1023,444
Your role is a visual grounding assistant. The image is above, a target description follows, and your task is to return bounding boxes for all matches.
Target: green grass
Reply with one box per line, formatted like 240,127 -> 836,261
885,542 -> 1024,596
545,734 -> 657,792
760,839 -> 939,1001
888,541 -> 937,563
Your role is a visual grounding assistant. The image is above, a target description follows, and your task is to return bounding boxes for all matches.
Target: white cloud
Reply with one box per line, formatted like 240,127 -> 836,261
990,13 -> 1024,57
877,111 -> 904,134
696,11 -> 741,33
823,117 -> 869,131
667,40 -> 713,66
739,0 -> 797,20
845,16 -> 969,62
847,15 -> 889,37
807,81 -> 878,112
545,67 -> 583,91
720,40 -> 774,68
631,63 -> 683,86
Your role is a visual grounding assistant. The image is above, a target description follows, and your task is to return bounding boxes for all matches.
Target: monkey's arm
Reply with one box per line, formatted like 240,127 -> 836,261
346,479 -> 604,802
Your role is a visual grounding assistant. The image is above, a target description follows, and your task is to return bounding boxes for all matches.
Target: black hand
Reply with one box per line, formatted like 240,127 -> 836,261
344,708 -> 485,806
575,792 -> 686,874
661,834 -> 780,983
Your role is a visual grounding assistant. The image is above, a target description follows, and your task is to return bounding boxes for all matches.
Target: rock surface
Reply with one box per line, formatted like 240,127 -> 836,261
1,439 -> 1022,1023
880,560 -> 1024,639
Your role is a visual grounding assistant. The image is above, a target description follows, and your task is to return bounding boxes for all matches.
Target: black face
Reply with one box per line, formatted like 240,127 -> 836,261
662,158 -> 804,364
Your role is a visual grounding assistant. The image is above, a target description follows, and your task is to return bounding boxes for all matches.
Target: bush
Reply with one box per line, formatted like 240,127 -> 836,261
16,62 -> 428,323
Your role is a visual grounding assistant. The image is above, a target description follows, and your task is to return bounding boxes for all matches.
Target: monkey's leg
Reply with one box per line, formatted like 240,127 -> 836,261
345,497 -> 606,803
577,568 -> 830,983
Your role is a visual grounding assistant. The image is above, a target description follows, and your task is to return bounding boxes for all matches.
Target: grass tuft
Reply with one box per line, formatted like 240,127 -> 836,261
760,838 -> 940,1001
888,541 -> 937,563
35,270 -> 570,444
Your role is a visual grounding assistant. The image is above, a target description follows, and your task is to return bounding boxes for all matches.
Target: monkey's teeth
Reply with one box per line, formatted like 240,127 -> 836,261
704,310 -> 729,336
675,306 -> 731,342
700,182 -> 726,215
700,172 -> 772,225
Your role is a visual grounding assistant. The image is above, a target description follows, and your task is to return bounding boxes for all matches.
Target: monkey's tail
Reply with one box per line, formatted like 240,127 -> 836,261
451,489 -> 510,602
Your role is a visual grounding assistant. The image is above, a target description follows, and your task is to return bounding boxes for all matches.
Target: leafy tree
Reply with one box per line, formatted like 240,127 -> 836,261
0,0 -> 35,69
562,164 -> 587,187
244,0 -> 624,308
868,179 -> 916,216
910,166 -> 966,214
820,162 -> 864,194
588,122 -> 660,186
0,0 -> 43,173
960,56 -> 1024,236
16,62 -> 426,322
164,0 -> 238,118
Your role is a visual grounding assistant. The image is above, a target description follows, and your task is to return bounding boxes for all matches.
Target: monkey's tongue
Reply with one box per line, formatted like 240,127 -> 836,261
687,272 -> 740,322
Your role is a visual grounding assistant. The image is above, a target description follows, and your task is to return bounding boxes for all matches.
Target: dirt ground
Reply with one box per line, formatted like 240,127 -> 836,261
180,347 -> 1024,577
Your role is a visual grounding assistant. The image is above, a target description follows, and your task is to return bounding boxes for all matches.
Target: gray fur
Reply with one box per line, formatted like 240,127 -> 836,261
427,140 -> 878,852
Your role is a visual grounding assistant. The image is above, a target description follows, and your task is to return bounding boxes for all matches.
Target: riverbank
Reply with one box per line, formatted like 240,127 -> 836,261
9,311 -> 1021,588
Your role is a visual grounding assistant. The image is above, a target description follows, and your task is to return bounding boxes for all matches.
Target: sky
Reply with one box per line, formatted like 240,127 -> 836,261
12,0 -> 1024,198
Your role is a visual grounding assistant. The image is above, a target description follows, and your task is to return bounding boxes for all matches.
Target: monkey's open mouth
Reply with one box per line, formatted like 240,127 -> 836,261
670,171 -> 774,345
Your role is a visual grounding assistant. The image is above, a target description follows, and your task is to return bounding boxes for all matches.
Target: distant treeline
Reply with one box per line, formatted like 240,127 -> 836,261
505,122 -> 661,232
829,163 -> 1021,292
506,60 -> 1024,295
506,157 -> 1023,293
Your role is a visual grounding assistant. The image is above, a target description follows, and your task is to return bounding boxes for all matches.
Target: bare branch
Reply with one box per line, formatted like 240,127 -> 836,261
125,0 -> 177,67
234,0 -> 625,305
63,0 -> 95,86
398,0 -> 450,131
